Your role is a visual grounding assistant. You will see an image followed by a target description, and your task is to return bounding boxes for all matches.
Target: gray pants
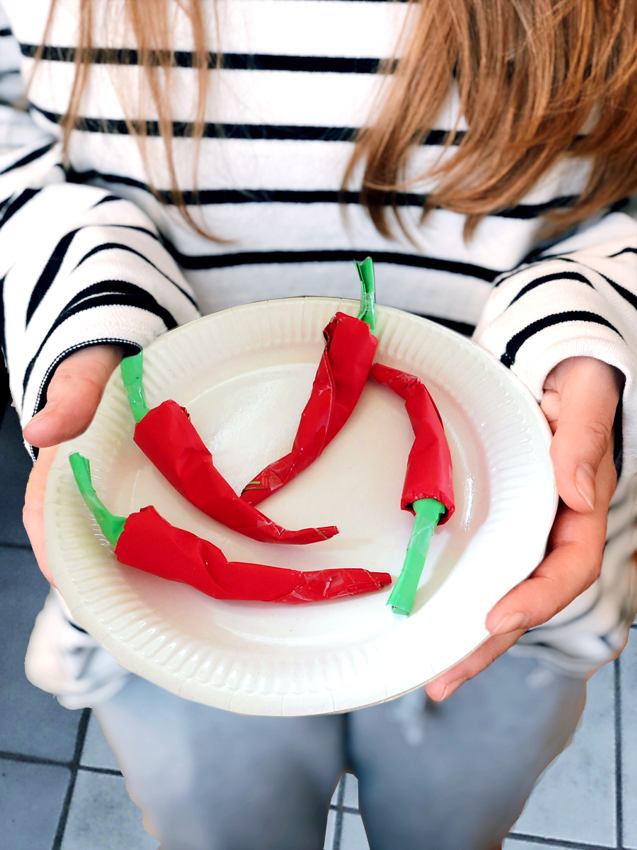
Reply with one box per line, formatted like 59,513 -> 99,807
95,651 -> 587,850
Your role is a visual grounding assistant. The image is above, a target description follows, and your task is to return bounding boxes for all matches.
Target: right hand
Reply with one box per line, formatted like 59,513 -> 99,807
22,345 -> 125,582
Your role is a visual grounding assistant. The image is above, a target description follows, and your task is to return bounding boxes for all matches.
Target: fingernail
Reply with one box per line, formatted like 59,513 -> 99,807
489,612 -> 528,636
575,463 -> 596,510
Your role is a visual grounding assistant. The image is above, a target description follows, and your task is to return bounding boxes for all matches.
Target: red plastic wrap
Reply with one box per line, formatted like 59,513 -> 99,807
114,506 -> 391,603
242,312 -> 378,505
372,363 -> 455,523
134,400 -> 338,545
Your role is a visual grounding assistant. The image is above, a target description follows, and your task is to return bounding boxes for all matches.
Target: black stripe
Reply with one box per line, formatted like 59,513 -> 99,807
22,43 -> 390,74
21,282 -> 177,400
61,281 -> 179,329
609,246 -> 637,259
500,311 -> 623,368
0,141 -> 55,176
96,226 -> 498,282
63,164 -> 576,218
30,102 -> 463,145
0,187 -> 41,227
0,275 -> 7,428
0,28 -> 12,38
606,278 -> 637,312
163,246 -> 499,281
91,194 -> 122,208
26,229 -> 81,324
0,274 -> 5,356
517,256 -> 637,314
74,242 -> 198,308
506,270 -> 594,307
415,314 -> 475,337
66,619 -> 89,635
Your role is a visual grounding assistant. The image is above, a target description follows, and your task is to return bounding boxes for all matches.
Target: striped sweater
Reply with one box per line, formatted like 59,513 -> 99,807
2,0 -> 636,695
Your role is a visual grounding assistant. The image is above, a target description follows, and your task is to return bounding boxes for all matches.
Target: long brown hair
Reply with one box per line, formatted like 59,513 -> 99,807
34,0 -> 637,241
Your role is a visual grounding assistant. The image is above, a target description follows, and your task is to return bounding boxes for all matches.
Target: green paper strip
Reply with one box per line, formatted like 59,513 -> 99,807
355,257 -> 377,334
388,498 -> 445,616
121,352 -> 149,423
69,452 -> 126,547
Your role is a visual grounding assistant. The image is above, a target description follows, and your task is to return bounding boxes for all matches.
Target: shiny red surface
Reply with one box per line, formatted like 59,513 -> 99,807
115,506 -> 391,603
241,312 -> 377,505
134,400 -> 338,545
372,363 -> 455,523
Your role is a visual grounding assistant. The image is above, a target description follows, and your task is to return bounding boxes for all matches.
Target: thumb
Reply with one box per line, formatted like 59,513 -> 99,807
548,358 -> 621,513
22,345 -> 125,448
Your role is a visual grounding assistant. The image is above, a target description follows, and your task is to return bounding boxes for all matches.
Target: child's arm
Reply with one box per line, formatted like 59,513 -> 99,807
425,208 -> 637,702
0,17 -> 200,439
473,207 -> 637,481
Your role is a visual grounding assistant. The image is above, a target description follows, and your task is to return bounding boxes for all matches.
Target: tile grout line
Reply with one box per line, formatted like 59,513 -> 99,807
508,831 -> 616,849
330,803 -> 358,816
0,750 -> 69,768
0,752 -> 123,778
614,658 -> 624,850
51,708 -> 91,850
78,764 -> 123,777
331,778 -> 346,850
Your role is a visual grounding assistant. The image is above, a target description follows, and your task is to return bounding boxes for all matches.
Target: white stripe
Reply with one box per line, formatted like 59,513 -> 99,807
186,262 -> 490,321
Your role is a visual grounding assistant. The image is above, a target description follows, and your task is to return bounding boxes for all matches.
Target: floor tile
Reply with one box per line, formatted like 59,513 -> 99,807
324,808 -> 336,850
339,812 -> 370,850
511,662 -> 616,848
620,632 -> 637,848
0,410 -> 30,547
0,758 -> 70,850
0,545 -> 81,761
343,773 -> 359,809
61,770 -> 158,850
81,713 -> 120,771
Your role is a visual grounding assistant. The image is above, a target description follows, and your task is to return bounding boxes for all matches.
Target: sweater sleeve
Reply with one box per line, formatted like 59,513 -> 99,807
0,20 -> 199,428
473,207 -> 637,478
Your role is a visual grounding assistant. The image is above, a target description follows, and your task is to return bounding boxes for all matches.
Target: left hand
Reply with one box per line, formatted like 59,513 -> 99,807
425,356 -> 623,702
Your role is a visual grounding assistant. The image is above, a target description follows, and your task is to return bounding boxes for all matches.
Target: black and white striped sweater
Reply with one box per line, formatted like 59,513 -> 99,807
2,0 -> 636,690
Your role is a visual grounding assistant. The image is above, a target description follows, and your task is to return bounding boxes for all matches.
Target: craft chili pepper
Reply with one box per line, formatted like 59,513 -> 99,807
69,453 -> 391,604
371,362 -> 455,615
372,363 -> 454,520
241,257 -> 378,506
120,353 -> 338,545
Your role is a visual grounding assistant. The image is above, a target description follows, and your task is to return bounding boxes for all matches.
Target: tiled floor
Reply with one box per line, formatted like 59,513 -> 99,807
0,408 -> 633,850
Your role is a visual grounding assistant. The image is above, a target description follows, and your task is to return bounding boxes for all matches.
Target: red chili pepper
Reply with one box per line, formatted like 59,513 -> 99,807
242,258 -> 378,505
371,363 -> 455,523
70,454 -> 391,604
118,506 -> 390,603
121,356 -> 338,546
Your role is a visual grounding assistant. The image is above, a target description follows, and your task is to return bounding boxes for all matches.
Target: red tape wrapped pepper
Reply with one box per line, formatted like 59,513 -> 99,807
121,354 -> 338,545
241,258 -> 378,505
70,453 -> 391,604
372,363 -> 454,521
372,363 -> 455,616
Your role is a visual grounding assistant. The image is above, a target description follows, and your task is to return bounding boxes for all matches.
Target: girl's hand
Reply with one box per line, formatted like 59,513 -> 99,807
425,356 -> 622,702
22,345 -> 124,582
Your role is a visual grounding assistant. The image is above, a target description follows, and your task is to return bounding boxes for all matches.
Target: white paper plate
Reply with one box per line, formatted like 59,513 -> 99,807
45,298 -> 557,716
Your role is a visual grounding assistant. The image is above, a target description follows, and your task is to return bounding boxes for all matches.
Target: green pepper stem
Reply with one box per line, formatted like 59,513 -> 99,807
120,352 -> 149,423
355,257 -> 377,334
388,498 -> 445,616
69,452 -> 126,547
